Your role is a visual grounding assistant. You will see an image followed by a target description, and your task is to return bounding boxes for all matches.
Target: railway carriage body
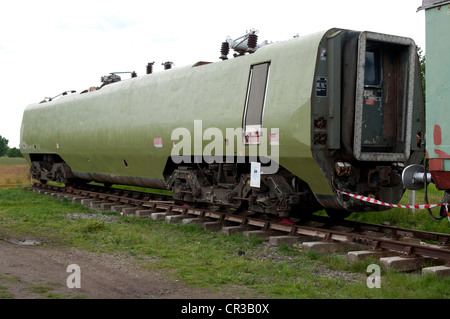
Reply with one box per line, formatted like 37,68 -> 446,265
397,0 -> 450,220
421,1 -> 450,190
20,28 -> 425,218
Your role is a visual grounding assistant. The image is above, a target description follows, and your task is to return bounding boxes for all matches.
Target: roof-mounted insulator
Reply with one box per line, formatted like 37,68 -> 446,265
219,29 -> 269,60
162,61 -> 174,70
247,33 -> 258,53
220,42 -> 230,60
147,62 -> 155,74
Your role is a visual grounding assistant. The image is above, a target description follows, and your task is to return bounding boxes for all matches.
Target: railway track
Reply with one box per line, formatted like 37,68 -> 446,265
29,183 -> 450,276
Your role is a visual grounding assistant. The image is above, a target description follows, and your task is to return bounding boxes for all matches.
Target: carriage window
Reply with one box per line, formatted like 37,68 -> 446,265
364,49 -> 382,87
243,62 -> 270,144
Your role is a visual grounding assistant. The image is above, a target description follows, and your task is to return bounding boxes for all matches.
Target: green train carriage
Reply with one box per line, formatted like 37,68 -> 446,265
20,27 -> 425,219
400,1 -> 450,220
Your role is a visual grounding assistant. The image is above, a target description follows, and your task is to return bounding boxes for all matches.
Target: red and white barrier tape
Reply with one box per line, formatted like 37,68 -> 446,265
337,190 -> 450,221
337,190 -> 447,210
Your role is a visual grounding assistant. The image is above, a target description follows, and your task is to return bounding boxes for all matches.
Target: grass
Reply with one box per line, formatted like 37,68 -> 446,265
0,157 -> 27,167
0,187 -> 449,299
0,157 -> 31,188
0,159 -> 449,298
347,185 -> 450,235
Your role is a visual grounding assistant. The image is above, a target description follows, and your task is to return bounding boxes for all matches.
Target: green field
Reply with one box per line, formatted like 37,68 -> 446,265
0,157 -> 31,188
0,185 -> 449,299
0,157 -> 27,167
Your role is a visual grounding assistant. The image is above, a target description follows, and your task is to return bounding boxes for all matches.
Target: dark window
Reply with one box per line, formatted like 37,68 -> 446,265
364,49 -> 382,87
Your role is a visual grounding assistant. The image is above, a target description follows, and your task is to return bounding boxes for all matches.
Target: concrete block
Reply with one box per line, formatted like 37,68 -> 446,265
221,225 -> 248,236
71,197 -> 85,204
111,205 -> 130,213
202,221 -> 224,231
100,202 -> 116,210
61,195 -> 76,202
422,265 -> 450,278
51,193 -> 65,200
151,212 -> 177,221
347,250 -> 399,262
301,241 -> 340,253
181,218 -> 208,225
135,210 -> 154,218
268,235 -> 306,247
244,230 -> 283,240
122,207 -> 138,215
302,241 -> 363,254
89,201 -> 108,210
380,256 -> 433,272
81,198 -> 97,206
165,214 -> 187,223
151,212 -> 166,221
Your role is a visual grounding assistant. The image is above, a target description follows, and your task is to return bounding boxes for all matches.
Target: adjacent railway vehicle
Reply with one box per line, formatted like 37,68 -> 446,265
401,0 -> 450,220
20,28 -> 425,218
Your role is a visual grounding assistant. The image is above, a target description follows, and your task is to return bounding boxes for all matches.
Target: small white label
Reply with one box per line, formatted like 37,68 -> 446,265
250,162 -> 261,188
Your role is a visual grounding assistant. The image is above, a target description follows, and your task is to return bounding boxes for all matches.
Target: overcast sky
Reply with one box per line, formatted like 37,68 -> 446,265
0,0 -> 426,148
